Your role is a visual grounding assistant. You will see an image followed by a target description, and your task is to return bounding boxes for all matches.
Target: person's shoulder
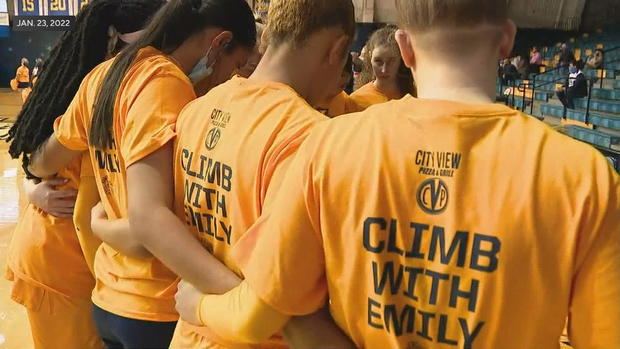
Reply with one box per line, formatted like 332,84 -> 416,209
350,82 -> 373,97
128,47 -> 191,85
305,98 -> 404,146
250,80 -> 328,124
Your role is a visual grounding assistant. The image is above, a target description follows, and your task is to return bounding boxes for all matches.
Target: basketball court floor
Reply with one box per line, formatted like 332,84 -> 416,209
0,88 -> 33,349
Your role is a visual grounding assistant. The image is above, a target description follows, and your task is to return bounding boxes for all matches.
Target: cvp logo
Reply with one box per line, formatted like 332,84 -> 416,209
205,127 -> 221,150
416,178 -> 449,215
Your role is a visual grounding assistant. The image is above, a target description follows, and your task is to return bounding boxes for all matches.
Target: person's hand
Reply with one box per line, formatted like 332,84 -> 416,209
26,178 -> 77,218
90,202 -> 107,240
175,280 -> 204,326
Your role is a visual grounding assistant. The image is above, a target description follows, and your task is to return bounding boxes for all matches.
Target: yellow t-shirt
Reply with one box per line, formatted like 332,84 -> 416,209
16,65 -> 30,83
72,154 -> 103,276
349,82 -> 401,111
172,76 -> 326,347
234,96 -> 620,348
55,46 -> 197,321
317,91 -> 361,118
6,155 -> 95,301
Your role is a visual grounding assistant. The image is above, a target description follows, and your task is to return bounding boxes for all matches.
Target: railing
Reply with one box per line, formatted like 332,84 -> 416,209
507,45 -> 620,119
597,46 -> 620,89
582,51 -> 620,125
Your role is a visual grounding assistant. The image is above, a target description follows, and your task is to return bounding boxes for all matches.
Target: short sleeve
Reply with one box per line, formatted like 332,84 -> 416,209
232,132 -> 328,316
54,79 -> 90,151
121,75 -> 196,167
569,156 -> 620,348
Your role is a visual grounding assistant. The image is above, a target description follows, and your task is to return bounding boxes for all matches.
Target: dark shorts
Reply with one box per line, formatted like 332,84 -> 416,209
17,81 -> 30,89
92,304 -> 177,349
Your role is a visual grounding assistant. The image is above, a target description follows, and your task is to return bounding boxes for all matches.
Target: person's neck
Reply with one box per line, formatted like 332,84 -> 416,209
374,78 -> 401,98
250,44 -> 316,103
414,58 -> 496,104
169,39 -> 203,75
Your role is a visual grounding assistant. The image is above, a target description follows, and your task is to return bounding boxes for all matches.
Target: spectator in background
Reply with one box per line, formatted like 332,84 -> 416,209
498,59 -> 505,80
556,59 -> 587,109
529,46 -> 542,75
502,58 -> 518,85
353,45 -> 370,91
512,55 -> 527,78
586,48 -> 604,69
31,58 -> 44,84
559,43 -> 574,75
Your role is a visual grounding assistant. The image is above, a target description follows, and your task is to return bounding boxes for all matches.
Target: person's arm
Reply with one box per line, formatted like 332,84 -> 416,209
178,279 -> 290,343
175,278 -> 355,348
569,160 -> 620,348
90,202 -> 151,259
24,177 -> 77,218
127,142 -> 240,294
72,171 -> 102,276
29,134 -> 83,179
284,308 -> 356,349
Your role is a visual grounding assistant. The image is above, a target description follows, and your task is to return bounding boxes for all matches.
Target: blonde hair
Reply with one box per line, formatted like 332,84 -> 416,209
266,0 -> 355,47
396,0 -> 508,31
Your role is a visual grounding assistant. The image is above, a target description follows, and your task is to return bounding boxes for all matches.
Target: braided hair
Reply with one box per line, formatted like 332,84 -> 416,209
5,0 -> 165,175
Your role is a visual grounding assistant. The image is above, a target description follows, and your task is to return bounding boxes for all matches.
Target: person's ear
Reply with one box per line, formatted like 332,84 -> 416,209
395,29 -> 415,69
210,30 -> 234,52
498,19 -> 517,59
106,25 -> 119,57
327,34 -> 350,66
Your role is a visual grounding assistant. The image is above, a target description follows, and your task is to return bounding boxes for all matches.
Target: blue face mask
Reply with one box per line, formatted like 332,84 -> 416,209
189,47 -> 216,83
569,66 -> 578,74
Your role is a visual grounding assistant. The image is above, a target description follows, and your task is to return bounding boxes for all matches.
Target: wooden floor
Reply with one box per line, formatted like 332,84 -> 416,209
0,89 -> 32,349
0,89 -> 22,123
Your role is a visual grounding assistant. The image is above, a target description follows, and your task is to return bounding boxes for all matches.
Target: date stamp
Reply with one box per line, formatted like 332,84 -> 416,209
12,16 -> 74,31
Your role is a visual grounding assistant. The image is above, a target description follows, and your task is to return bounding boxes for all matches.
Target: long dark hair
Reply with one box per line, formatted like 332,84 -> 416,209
6,0 -> 165,175
89,0 -> 256,149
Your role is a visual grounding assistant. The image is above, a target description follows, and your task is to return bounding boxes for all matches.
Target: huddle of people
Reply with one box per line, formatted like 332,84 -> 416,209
4,1 -> 619,349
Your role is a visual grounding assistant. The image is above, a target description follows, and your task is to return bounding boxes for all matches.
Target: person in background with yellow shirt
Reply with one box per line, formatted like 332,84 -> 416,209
317,54 -> 358,117
15,57 -> 30,89
27,0 -> 256,347
180,0 -> 620,348
3,1 -> 165,348
15,58 -> 31,102
169,0 -> 356,347
350,25 -> 415,111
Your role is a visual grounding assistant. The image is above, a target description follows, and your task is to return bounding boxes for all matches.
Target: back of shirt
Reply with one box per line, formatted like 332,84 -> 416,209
173,76 -> 326,346
16,65 -> 29,82
236,97 -> 620,349
55,46 -> 197,321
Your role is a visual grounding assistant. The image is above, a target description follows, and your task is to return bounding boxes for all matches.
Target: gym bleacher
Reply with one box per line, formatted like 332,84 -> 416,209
497,26 -> 620,171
